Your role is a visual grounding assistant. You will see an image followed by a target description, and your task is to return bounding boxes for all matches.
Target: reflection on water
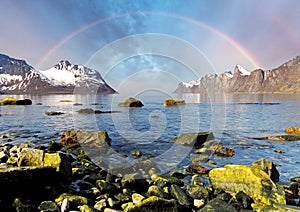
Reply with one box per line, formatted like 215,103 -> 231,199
1,93 -> 300,181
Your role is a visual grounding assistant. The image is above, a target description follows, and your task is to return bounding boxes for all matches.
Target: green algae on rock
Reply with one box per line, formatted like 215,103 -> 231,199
118,97 -> 144,107
208,164 -> 286,208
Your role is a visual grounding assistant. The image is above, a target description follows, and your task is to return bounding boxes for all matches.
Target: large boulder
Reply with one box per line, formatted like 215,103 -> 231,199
208,165 -> 286,209
18,148 -> 44,167
172,132 -> 214,148
118,97 -> 144,107
60,129 -> 111,146
1,97 -> 32,105
43,152 -> 72,177
163,98 -> 185,107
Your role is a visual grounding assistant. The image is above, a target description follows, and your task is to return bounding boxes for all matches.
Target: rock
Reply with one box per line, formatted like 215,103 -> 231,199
124,196 -> 183,212
208,165 -> 286,208
0,166 -> 58,186
1,97 -> 32,105
118,97 -> 144,107
199,198 -> 238,212
186,184 -> 211,200
96,180 -> 119,194
262,203 -> 300,212
55,193 -> 88,208
132,193 -> 145,204
45,111 -> 65,116
291,176 -> 300,183
285,126 -> 295,134
0,151 -> 9,163
60,100 -> 72,102
60,198 -> 69,212
147,185 -> 169,199
252,158 -> 280,183
163,98 -> 185,106
194,199 -> 205,208
43,152 -> 72,177
17,148 -> 44,167
60,129 -> 111,146
186,164 -> 210,175
121,173 -> 148,192
211,145 -> 235,157
172,132 -> 214,147
76,108 -> 120,114
94,199 -> 107,211
235,191 -> 254,210
251,135 -> 300,141
78,204 -> 93,212
170,184 -> 191,208
151,174 -> 184,187
38,201 -> 59,212
130,150 -> 142,157
16,99 -> 32,105
1,97 -> 18,105
13,198 -> 36,212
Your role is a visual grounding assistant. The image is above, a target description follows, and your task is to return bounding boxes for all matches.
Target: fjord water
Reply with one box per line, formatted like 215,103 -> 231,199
1,93 -> 300,182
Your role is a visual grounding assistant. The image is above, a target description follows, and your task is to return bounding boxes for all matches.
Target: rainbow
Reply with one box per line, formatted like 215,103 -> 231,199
37,11 -> 263,69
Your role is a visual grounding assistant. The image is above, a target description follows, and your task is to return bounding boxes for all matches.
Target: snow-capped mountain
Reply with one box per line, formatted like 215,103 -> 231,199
174,55 -> 300,93
0,54 -> 116,94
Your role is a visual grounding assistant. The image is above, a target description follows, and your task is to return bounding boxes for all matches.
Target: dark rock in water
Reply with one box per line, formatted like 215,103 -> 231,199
250,134 -> 300,141
16,99 -> 32,105
212,145 -> 235,157
199,198 -> 238,212
38,201 -> 59,212
45,111 -> 65,116
76,108 -> 120,114
172,132 -> 214,148
186,164 -> 210,175
170,184 -> 191,208
252,158 -> 279,183
291,176 -> 300,183
118,97 -> 144,107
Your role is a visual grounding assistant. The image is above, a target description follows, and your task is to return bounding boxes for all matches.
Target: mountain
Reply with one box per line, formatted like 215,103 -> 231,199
0,54 -> 116,94
174,55 -> 300,94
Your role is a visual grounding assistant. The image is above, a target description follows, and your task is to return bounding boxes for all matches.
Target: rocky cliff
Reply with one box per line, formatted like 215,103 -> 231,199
174,55 -> 300,94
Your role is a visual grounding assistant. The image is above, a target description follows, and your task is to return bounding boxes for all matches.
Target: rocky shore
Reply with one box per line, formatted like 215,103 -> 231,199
0,130 -> 299,212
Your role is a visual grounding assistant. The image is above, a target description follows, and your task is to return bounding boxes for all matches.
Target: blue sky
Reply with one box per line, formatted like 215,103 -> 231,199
1,0 -> 300,93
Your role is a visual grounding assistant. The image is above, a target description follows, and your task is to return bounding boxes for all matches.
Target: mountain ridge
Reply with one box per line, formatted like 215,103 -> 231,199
174,55 -> 300,94
0,54 -> 116,94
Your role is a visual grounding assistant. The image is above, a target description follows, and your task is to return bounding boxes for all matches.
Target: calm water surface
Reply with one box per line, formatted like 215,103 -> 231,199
1,93 -> 300,181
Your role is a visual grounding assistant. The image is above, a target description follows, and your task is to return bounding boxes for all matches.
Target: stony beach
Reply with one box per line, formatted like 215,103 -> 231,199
0,128 -> 300,212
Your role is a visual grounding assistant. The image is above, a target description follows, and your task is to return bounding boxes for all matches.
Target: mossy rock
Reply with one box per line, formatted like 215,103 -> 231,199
251,135 -> 300,141
1,97 -> 18,105
43,152 -> 72,177
163,98 -> 185,106
17,148 -> 44,167
118,97 -> 144,107
55,193 -> 88,206
208,164 -> 286,208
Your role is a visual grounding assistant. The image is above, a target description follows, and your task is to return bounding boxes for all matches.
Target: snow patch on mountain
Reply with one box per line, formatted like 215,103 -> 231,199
235,65 -> 250,76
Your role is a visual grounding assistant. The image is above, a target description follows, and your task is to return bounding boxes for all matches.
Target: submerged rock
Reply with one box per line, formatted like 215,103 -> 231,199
76,108 -> 120,114
208,164 -> 286,208
172,132 -> 214,148
163,98 -> 185,107
45,111 -> 65,116
118,97 -> 144,107
211,145 -> 235,157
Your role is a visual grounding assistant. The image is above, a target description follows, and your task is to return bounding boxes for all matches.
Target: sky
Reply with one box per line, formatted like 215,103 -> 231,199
1,0 -> 300,94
